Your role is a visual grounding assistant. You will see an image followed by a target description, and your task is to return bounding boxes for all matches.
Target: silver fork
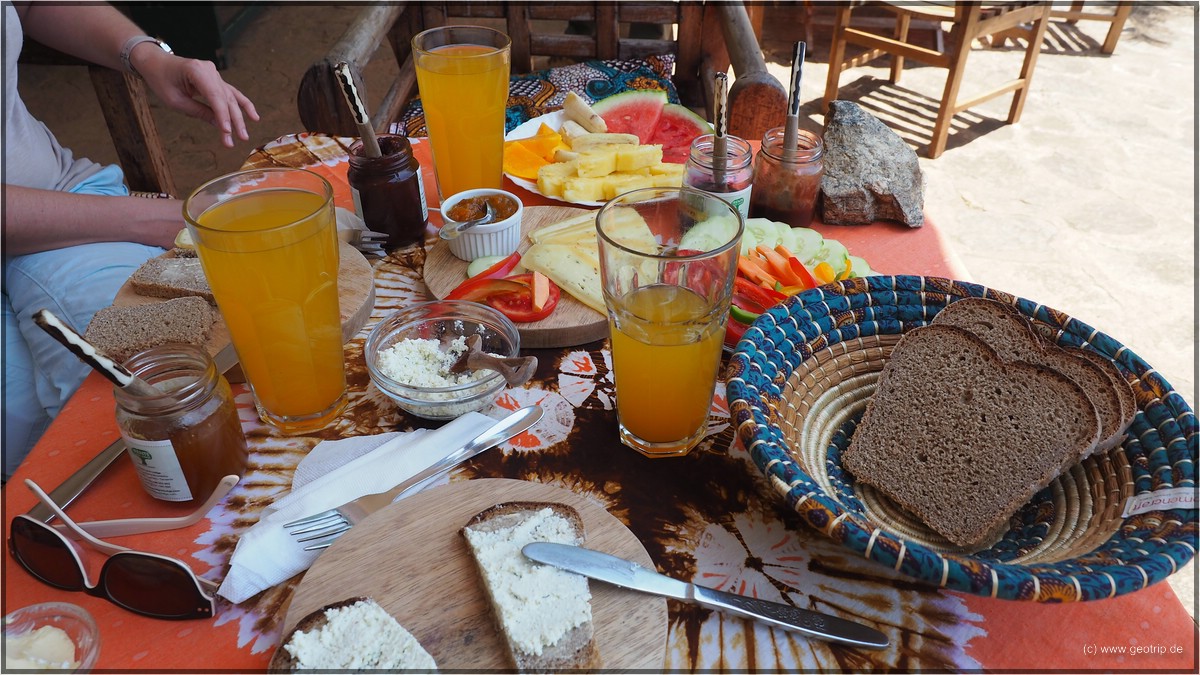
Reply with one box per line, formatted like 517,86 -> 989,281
283,405 -> 542,550
338,229 -> 389,255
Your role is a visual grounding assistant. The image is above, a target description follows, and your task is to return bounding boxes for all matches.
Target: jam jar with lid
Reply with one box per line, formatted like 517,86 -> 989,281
114,344 -> 248,503
749,127 -> 824,228
683,134 -> 754,219
348,133 -> 429,250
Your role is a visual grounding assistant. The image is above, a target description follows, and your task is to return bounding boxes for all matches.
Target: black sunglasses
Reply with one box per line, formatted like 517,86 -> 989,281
9,476 -> 237,620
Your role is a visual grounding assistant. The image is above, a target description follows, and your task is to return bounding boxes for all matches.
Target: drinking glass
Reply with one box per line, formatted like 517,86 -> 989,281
183,168 -> 347,434
597,187 -> 744,457
412,25 -> 511,202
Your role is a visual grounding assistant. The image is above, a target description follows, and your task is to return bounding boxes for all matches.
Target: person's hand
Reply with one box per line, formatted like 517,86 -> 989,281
135,51 -> 260,148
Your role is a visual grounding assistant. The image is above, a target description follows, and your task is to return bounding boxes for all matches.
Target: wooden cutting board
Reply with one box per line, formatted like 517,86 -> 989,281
112,242 -> 374,381
424,205 -> 608,348
280,478 -> 668,671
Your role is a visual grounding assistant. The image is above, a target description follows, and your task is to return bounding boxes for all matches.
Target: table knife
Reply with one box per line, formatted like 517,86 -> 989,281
523,542 -> 889,650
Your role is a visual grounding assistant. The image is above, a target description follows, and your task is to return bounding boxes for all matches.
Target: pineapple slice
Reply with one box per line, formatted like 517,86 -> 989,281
615,145 -> 663,172
537,160 -> 577,198
602,173 -> 655,200
562,175 -> 607,203
648,162 -> 686,176
576,146 -> 624,178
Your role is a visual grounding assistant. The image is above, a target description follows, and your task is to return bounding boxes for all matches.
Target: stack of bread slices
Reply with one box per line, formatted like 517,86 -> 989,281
83,240 -> 215,363
843,298 -> 1135,549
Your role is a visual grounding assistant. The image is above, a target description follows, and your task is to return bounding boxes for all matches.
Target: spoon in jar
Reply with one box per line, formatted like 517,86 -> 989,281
439,200 -> 497,240
33,309 -> 161,396
449,334 -> 537,387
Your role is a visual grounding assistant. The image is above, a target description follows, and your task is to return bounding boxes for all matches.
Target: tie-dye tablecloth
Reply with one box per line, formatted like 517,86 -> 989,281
4,135 -> 1194,672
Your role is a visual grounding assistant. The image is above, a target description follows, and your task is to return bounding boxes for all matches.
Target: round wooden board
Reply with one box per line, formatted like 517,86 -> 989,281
424,205 -> 609,348
280,478 -> 668,671
112,242 -> 375,381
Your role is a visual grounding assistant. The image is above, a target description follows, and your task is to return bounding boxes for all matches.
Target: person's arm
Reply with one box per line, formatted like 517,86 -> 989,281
3,186 -> 184,256
14,2 -> 259,147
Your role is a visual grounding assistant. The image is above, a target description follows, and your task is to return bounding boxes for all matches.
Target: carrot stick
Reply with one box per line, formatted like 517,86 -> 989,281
755,245 -> 803,286
738,255 -> 777,286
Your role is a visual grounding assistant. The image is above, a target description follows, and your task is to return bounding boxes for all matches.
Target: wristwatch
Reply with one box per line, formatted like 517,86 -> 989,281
120,35 -> 173,75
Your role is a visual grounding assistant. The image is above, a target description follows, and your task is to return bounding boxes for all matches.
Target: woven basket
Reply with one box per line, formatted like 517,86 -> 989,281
726,275 -> 1197,601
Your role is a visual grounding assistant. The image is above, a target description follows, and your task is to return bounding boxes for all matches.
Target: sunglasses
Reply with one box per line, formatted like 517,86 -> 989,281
9,475 -> 239,620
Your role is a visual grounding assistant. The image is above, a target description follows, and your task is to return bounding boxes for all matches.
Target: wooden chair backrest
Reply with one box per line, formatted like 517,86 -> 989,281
18,40 -> 177,196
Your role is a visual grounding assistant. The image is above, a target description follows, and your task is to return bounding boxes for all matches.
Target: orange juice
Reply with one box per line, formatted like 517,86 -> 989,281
609,284 -> 726,452
191,188 -> 346,430
414,39 -> 510,199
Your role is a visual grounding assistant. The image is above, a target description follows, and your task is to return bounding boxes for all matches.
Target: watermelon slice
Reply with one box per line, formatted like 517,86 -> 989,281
650,104 -> 713,164
592,90 -> 668,144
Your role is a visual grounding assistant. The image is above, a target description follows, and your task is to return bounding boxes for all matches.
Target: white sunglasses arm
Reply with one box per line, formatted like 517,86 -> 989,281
49,475 -> 240,539
25,479 -> 130,557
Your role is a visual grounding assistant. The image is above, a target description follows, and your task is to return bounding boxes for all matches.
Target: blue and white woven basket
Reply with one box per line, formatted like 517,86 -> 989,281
726,275 -> 1197,601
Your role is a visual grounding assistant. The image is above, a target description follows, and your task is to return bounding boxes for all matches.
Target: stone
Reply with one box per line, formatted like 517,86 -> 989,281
820,100 -> 925,227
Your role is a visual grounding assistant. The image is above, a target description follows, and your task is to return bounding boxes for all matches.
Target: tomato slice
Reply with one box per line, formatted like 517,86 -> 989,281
487,272 -> 561,323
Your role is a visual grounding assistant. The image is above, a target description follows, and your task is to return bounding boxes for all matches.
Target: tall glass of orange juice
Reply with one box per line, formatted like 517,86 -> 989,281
597,187 -> 743,457
412,26 -> 510,201
183,168 -> 347,434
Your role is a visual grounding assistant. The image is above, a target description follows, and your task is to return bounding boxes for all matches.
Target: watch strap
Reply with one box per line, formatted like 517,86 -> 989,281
120,35 -> 172,75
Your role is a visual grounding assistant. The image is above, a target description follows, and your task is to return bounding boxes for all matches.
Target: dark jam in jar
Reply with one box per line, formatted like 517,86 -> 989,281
749,128 -> 824,228
114,345 -> 248,503
683,134 -> 754,219
445,194 -> 518,223
348,134 -> 429,250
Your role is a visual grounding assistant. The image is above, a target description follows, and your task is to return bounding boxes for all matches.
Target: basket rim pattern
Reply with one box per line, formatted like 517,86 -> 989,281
726,274 -> 1198,601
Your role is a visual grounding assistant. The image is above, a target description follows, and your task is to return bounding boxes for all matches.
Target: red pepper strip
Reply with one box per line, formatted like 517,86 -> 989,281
775,246 -> 820,290
734,276 -> 784,310
724,316 -> 750,348
446,276 -> 528,302
470,251 -> 523,280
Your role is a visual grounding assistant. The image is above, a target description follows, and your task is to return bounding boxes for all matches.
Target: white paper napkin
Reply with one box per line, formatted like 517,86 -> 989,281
218,412 -> 495,603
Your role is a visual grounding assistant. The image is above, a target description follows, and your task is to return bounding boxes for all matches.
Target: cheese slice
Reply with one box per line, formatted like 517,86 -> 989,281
522,243 -> 606,315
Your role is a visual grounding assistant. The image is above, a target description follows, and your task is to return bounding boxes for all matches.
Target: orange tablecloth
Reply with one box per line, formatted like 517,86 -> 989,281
3,135 -> 1194,672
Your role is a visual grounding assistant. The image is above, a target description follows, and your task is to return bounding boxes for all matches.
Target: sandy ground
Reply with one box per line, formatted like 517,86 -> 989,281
16,3 -> 1196,618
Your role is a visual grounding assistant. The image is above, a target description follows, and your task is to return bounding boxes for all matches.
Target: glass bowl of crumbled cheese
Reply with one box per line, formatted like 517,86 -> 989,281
365,300 -> 521,420
4,602 -> 100,672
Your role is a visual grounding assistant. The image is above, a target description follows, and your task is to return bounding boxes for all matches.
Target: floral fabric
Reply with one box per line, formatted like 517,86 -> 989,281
395,54 -> 679,137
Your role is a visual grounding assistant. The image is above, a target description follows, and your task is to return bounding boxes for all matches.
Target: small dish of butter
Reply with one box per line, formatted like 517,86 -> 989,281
4,602 -> 99,672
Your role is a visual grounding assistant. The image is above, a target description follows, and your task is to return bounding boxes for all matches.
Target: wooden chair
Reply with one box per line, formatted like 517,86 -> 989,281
296,2 -> 787,143
991,1 -> 1132,54
823,1 -> 1052,159
18,40 -> 177,196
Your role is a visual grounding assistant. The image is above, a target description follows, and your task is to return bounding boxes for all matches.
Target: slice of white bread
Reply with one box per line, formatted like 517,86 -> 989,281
843,324 -> 1098,548
461,502 -> 599,672
270,597 -> 437,672
83,297 -> 214,363
129,256 -> 214,303
932,298 -> 1124,458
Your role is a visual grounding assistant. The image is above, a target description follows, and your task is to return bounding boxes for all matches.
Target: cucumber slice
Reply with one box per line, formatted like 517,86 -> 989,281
466,255 -> 516,279
744,218 -> 780,250
681,213 -> 739,253
791,228 -> 824,264
848,255 -> 876,277
815,239 -> 851,275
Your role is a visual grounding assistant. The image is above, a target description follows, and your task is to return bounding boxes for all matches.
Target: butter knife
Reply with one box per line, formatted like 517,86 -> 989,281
523,542 -> 889,650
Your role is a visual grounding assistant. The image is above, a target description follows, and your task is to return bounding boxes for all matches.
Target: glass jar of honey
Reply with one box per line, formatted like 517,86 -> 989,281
684,134 -> 754,219
749,128 -> 824,228
348,133 -> 429,250
114,345 -> 248,503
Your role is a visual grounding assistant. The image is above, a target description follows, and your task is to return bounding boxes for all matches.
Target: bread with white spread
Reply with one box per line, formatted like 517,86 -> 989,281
270,597 -> 437,672
461,502 -> 599,672
129,256 -> 215,303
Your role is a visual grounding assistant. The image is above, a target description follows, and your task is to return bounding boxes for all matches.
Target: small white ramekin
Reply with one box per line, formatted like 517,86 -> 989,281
439,188 -> 523,261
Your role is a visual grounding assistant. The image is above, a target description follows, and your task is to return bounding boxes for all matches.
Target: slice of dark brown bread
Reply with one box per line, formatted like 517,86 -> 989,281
269,597 -> 437,672
1074,347 -> 1136,450
461,502 -> 599,672
843,324 -> 1098,548
129,256 -> 214,303
83,297 -> 214,363
932,298 -> 1121,458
